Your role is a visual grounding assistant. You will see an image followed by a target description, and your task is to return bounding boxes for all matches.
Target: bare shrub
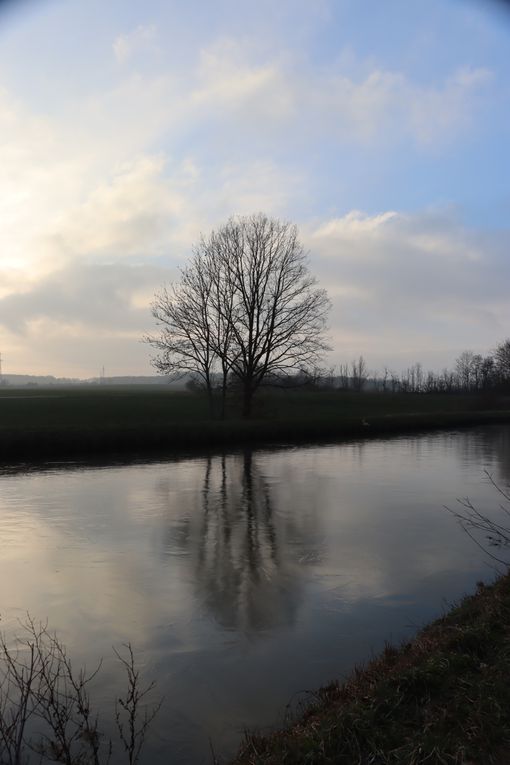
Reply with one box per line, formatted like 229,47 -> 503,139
446,470 -> 510,568
0,618 -> 160,765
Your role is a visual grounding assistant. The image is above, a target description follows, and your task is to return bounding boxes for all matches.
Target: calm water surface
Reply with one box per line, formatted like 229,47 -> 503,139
1,425 -> 510,763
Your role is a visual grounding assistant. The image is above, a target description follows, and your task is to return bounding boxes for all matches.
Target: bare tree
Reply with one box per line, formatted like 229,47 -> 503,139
220,215 -> 330,416
147,253 -> 218,414
337,362 -> 350,390
480,354 -> 496,390
494,339 -> 510,387
455,350 -> 477,391
147,214 -> 331,418
381,366 -> 390,393
351,356 -> 368,392
201,229 -> 238,418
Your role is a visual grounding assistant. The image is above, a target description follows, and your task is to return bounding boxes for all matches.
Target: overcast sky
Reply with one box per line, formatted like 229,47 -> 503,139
1,0 -> 509,377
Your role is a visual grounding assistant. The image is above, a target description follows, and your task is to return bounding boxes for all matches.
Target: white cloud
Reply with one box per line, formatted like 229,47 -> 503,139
113,24 -> 158,64
306,64 -> 493,147
306,208 -> 510,369
0,262 -> 173,376
407,67 -> 493,146
53,155 -> 186,260
0,25 -> 500,376
315,211 -> 398,239
192,39 -> 293,125
183,40 -> 492,148
0,102 -> 298,377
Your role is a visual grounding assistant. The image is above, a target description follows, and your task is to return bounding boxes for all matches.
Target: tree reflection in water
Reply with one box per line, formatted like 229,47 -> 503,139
164,452 -> 309,633
457,425 -> 510,486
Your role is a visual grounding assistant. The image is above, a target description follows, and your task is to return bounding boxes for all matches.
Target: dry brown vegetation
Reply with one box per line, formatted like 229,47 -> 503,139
232,573 -> 510,765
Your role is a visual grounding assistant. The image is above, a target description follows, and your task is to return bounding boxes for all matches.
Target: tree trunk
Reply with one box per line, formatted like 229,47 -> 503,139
206,380 -> 214,418
242,384 -> 253,419
220,369 -> 228,420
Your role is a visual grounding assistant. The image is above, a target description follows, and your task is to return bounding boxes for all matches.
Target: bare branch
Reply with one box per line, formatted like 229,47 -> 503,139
114,644 -> 162,765
445,475 -> 510,568
0,620 -> 159,765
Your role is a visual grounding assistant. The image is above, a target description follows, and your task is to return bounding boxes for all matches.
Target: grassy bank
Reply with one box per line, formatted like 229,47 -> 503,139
232,572 -> 510,765
0,386 -> 509,461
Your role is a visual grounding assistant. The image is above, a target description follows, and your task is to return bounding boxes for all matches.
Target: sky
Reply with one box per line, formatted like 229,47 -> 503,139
0,0 -> 509,377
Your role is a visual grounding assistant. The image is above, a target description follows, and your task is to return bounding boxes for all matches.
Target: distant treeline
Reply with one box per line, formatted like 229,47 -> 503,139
183,340 -> 510,397
0,374 -> 184,388
331,339 -> 510,394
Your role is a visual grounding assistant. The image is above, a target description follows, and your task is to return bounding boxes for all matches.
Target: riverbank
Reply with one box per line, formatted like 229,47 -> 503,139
0,387 -> 509,461
232,571 -> 510,765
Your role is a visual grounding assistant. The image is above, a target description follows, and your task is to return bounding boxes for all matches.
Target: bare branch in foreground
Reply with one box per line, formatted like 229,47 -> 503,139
0,619 -> 160,765
114,644 -> 162,765
445,470 -> 510,567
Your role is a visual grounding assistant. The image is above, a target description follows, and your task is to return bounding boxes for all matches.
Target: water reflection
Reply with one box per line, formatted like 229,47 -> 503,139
1,427 -> 510,764
454,424 -> 510,486
162,452 -> 305,632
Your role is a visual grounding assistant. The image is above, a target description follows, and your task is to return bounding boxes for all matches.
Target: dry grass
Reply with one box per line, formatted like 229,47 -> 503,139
232,573 -> 510,765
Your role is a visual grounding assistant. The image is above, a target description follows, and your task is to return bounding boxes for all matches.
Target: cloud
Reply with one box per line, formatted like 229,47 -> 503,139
3,204 -> 509,377
0,19 -> 501,376
185,41 -> 492,149
0,261 -> 175,376
0,261 -> 171,333
0,138 -> 299,376
101,38 -> 493,156
113,24 -> 158,64
306,208 -> 510,368
301,64 -> 493,147
51,155 -> 187,261
192,39 -> 293,125
0,86 -> 82,276
39,153 -> 297,270
407,67 -> 493,146
0,34 -> 491,279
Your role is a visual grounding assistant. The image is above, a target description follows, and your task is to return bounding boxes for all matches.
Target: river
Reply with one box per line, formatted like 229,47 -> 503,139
0,425 -> 509,763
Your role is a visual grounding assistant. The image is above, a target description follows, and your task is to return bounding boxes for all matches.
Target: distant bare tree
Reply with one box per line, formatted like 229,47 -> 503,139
381,366 -> 390,392
337,363 -> 350,390
351,356 -> 368,392
480,355 -> 496,390
424,370 -> 437,393
440,367 -> 456,393
148,214 -> 331,418
494,339 -> 510,387
415,362 -> 423,392
455,350 -> 477,391
390,370 -> 400,393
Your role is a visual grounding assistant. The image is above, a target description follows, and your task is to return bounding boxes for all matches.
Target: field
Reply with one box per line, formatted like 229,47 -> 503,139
0,385 -> 509,461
